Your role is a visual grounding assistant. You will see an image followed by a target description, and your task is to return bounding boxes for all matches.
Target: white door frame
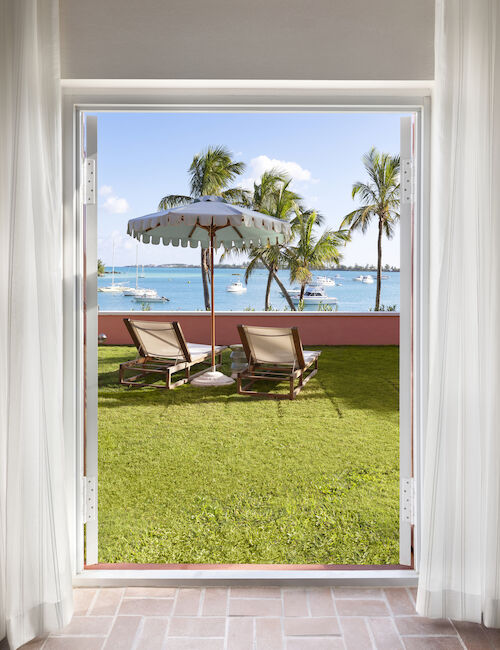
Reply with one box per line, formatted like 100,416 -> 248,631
62,81 -> 431,584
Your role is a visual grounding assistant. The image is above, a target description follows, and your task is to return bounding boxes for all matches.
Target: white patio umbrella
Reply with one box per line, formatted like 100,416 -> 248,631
127,195 -> 292,386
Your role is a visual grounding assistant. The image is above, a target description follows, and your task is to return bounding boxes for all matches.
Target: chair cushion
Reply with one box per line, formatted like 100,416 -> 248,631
303,350 -> 321,365
187,343 -> 225,361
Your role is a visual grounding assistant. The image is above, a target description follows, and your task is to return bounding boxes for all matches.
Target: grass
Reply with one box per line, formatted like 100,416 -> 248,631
98,345 -> 399,565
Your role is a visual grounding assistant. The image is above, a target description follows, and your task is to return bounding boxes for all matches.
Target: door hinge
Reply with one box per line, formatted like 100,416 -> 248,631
401,158 -> 414,205
82,476 -> 97,523
401,477 -> 415,525
84,158 -> 96,205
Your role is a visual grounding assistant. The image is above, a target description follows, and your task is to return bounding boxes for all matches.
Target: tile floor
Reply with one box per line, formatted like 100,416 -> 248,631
20,586 -> 500,649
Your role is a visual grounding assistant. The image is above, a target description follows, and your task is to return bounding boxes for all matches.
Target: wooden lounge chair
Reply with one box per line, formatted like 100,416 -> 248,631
236,324 -> 321,400
119,319 -> 227,389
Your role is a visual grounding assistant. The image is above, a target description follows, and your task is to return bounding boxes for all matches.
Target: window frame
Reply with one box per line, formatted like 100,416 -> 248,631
62,81 -> 431,586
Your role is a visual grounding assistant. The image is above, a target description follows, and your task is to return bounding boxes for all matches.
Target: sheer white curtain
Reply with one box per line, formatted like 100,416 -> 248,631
0,1 -> 73,648
417,0 -> 500,627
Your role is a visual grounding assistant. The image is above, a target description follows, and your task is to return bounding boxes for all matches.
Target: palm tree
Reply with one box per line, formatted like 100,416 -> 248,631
97,258 -> 106,276
158,146 -> 247,310
341,147 -> 400,311
244,170 -> 301,310
285,210 -> 350,303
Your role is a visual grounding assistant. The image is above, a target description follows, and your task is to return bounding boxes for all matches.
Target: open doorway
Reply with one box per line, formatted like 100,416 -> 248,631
81,109 -> 416,568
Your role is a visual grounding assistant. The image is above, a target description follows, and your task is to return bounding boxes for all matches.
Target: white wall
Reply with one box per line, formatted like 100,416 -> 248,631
59,0 -> 434,80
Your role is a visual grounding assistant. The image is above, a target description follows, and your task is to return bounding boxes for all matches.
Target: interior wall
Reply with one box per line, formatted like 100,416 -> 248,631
59,0 -> 435,80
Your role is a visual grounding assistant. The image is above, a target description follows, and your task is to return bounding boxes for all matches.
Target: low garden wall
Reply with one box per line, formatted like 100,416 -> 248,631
98,312 -> 399,346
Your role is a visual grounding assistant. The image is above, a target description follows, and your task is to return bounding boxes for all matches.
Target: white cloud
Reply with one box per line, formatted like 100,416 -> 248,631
239,155 -> 319,191
103,195 -> 130,214
99,185 -> 130,214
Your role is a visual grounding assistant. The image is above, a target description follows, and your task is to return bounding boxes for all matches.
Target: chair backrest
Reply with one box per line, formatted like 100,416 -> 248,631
124,319 -> 190,361
238,324 -> 305,367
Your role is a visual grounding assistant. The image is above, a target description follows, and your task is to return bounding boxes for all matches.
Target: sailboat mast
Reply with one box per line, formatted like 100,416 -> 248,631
135,243 -> 139,290
111,239 -> 115,287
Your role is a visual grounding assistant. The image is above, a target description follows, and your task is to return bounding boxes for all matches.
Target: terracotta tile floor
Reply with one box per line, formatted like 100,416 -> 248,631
20,586 -> 500,649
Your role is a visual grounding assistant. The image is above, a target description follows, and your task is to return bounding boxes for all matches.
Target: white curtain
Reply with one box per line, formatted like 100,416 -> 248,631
417,0 -> 500,627
0,1 -> 73,648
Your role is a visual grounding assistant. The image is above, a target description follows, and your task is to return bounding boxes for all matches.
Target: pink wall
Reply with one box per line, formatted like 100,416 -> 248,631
98,312 -> 399,346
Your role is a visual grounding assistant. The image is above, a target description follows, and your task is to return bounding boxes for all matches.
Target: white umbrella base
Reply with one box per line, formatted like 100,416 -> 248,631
191,370 -> 235,387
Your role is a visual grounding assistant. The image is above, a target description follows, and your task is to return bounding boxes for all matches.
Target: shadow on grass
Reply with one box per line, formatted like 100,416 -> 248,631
98,345 -> 399,414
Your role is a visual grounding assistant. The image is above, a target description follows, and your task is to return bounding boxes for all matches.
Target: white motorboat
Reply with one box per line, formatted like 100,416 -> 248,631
362,275 -> 374,284
226,280 -> 247,293
98,283 -> 132,293
291,286 -> 338,306
133,295 -> 169,303
280,288 -> 301,297
124,288 -> 158,298
315,275 -> 336,286
353,275 -> 364,281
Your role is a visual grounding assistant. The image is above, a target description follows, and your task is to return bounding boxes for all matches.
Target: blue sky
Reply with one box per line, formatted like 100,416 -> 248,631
95,111 -> 408,267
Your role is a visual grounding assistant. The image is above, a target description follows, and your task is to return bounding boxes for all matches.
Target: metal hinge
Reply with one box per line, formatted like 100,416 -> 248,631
401,158 -> 414,205
401,477 -> 415,525
82,476 -> 97,522
84,158 -> 96,205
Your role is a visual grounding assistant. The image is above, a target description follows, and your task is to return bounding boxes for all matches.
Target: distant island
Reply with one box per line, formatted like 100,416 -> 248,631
114,263 -> 400,272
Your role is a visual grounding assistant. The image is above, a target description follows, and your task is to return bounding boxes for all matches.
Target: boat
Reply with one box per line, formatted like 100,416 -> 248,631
315,275 -> 336,286
98,283 -> 132,293
133,295 -> 169,303
226,280 -> 247,293
280,288 -> 301,297
124,288 -> 158,298
353,274 -> 374,283
123,246 -> 156,296
98,238 -> 132,293
291,286 -> 338,306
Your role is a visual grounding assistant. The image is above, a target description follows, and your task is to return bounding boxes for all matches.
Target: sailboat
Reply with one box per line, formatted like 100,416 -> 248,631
123,243 -> 159,298
98,239 -> 132,293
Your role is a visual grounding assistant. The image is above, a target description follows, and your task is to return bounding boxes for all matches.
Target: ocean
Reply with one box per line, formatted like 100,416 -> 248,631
98,267 -> 400,313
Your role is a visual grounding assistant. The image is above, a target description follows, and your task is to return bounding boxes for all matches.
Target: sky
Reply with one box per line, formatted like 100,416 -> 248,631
95,111 -> 408,268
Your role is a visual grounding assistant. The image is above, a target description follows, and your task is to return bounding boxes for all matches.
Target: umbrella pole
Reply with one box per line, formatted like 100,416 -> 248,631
210,226 -> 215,370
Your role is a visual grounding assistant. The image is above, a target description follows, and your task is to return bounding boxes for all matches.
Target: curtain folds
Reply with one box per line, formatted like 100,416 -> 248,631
0,1 -> 73,648
417,0 -> 500,627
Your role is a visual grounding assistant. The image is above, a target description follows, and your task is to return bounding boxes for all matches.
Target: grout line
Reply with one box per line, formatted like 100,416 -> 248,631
168,588 -> 180,629
102,586 -> 127,648
331,586 -> 346,648
161,606 -> 174,650
253,616 -> 256,650
405,586 -> 417,607
87,586 -> 101,616
198,587 -> 205,616
130,616 -> 145,650
443,621 -> 468,649
364,615 -> 377,649
223,588 -> 230,650
381,587 -> 395,617
305,589 -> 312,617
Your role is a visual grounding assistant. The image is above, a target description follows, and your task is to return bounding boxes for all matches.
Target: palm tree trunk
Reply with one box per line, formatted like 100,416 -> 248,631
201,248 -> 211,310
299,283 -> 306,301
264,270 -> 273,310
375,219 -> 383,311
260,260 -> 296,310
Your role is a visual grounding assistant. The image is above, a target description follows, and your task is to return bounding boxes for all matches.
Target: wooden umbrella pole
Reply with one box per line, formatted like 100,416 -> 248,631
210,226 -> 215,369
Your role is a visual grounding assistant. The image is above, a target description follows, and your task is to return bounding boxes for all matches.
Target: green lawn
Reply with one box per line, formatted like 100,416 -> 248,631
98,345 -> 399,564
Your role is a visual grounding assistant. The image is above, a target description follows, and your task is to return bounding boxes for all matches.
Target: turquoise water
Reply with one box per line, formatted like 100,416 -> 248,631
98,267 -> 400,313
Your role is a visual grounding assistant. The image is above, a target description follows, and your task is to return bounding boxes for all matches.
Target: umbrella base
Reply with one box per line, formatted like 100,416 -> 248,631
191,370 -> 235,387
